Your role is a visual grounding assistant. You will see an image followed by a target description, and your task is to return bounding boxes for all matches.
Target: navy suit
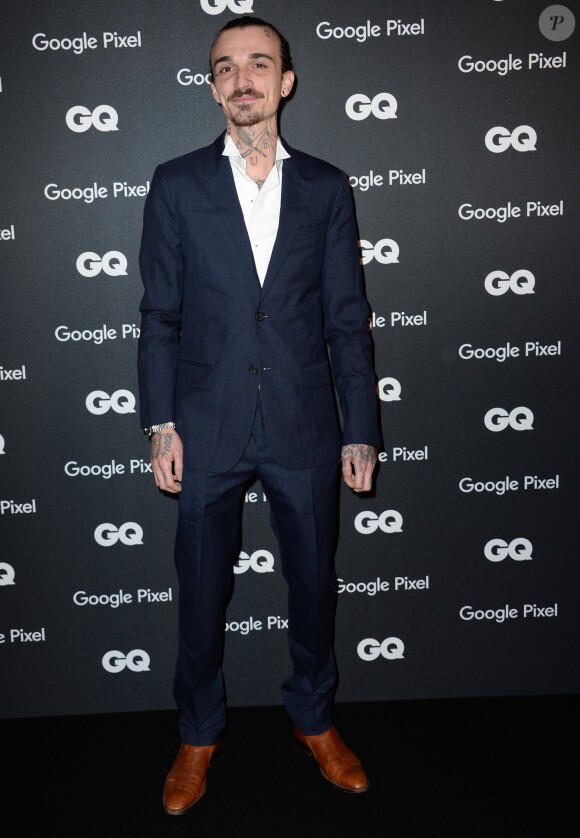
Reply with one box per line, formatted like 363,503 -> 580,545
138,132 -> 380,744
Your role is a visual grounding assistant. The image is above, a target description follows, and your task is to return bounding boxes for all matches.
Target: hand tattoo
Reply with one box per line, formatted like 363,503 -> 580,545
341,444 -> 378,465
151,431 -> 174,460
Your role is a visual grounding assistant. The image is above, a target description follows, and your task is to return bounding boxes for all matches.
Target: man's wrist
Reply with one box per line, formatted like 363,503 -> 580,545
143,422 -> 176,439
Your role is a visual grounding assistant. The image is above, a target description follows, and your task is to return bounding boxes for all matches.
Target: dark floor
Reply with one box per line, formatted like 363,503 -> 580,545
3,694 -> 577,837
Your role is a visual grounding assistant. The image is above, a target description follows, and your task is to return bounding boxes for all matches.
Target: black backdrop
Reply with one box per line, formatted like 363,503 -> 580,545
1,0 -> 579,719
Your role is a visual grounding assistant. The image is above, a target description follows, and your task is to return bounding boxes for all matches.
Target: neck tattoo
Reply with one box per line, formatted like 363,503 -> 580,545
228,124 -> 278,184
233,125 -> 277,159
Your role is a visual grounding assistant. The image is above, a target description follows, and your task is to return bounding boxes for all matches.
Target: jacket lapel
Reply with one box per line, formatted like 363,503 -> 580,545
260,155 -> 313,299
202,134 -> 258,280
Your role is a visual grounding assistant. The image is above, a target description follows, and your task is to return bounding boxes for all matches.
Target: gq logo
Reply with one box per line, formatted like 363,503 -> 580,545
85,390 -> 136,415
346,93 -> 397,120
357,637 -> 405,660
354,510 -> 403,534
76,251 -> 128,277
484,407 -> 534,432
484,538 -> 533,562
484,125 -> 537,153
484,269 -> 535,296
377,377 -> 402,402
0,562 -> 16,586
94,522 -> 144,547
234,549 -> 275,574
102,649 -> 150,672
66,105 -> 119,133
200,0 -> 254,14
360,238 -> 399,265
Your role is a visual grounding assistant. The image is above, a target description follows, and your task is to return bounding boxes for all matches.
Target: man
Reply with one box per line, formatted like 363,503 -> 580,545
138,16 -> 381,815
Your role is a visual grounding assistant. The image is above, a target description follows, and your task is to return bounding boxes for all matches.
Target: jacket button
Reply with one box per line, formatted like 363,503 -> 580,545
255,311 -> 266,321
249,364 -> 258,374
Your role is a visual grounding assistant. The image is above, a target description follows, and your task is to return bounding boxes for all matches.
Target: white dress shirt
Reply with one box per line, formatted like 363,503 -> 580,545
223,134 -> 290,285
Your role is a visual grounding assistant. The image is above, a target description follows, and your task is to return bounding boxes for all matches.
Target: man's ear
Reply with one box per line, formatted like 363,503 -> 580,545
210,82 -> 221,105
281,70 -> 295,97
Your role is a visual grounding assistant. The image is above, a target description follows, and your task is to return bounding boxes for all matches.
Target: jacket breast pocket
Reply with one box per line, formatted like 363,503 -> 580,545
294,223 -> 327,242
177,359 -> 214,390
302,361 -> 332,390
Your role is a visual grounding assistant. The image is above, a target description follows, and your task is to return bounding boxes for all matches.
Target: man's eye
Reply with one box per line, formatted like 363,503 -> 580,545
219,66 -> 231,74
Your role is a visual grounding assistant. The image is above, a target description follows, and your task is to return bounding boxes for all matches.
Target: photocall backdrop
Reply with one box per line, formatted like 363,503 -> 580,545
1,0 -> 578,720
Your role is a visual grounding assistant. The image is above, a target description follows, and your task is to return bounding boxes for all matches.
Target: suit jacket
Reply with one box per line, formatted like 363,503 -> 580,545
138,132 -> 381,472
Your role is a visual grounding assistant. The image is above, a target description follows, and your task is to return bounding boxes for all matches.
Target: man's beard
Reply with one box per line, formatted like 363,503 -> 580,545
231,104 -> 264,127
228,88 -> 265,127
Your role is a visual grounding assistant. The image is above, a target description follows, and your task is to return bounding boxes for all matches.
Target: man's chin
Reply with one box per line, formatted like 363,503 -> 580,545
231,110 -> 264,128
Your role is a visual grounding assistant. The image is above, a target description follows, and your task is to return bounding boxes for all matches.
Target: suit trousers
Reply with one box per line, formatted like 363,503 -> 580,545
173,401 -> 341,745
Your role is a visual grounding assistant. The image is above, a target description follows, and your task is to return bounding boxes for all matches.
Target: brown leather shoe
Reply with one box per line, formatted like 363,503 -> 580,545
162,740 -> 220,815
294,726 -> 369,793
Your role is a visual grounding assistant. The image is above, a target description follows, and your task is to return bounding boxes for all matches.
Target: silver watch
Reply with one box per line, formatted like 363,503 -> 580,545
144,422 -> 176,439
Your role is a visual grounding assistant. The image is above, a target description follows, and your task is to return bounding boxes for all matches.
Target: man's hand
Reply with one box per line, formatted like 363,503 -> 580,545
151,430 -> 183,493
341,443 -> 378,493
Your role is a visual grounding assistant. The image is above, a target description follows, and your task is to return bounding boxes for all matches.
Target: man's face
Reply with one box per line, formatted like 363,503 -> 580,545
210,25 -> 294,128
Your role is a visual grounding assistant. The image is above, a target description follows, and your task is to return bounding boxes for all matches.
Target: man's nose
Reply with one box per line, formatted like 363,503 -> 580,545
236,68 -> 253,89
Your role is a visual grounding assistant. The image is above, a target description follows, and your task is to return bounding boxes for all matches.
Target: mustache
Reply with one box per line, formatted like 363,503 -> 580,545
229,87 -> 264,101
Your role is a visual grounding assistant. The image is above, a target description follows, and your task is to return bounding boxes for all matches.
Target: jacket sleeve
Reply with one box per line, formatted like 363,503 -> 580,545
137,165 -> 183,427
321,174 -> 382,448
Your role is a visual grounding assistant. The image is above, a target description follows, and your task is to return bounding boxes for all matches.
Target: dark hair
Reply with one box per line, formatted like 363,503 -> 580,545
209,16 -> 293,79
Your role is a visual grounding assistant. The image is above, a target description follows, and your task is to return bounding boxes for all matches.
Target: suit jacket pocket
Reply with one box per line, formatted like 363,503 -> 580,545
302,361 -> 332,389
177,358 -> 214,390
294,223 -> 327,242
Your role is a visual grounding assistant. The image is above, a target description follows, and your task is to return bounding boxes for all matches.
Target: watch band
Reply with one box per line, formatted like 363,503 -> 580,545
144,422 -> 176,438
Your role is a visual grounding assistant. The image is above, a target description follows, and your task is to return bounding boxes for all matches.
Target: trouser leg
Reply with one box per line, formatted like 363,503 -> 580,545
257,440 -> 340,734
173,462 -> 252,745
